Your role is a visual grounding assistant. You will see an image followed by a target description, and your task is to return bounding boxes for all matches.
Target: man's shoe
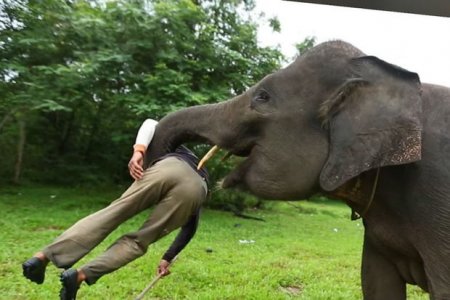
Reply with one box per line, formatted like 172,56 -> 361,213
22,257 -> 46,284
60,269 -> 80,300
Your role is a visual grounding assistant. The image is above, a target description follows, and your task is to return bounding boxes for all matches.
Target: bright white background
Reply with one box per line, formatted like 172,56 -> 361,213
255,0 -> 450,87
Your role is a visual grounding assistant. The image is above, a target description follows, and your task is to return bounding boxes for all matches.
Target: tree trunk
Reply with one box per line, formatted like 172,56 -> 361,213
13,118 -> 26,184
58,110 -> 76,155
0,109 -> 17,133
84,101 -> 104,161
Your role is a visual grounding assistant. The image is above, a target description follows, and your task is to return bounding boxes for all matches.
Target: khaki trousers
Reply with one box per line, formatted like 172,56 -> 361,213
43,157 -> 207,284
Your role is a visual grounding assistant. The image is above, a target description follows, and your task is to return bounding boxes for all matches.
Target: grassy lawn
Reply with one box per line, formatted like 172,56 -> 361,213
1,185 -> 428,299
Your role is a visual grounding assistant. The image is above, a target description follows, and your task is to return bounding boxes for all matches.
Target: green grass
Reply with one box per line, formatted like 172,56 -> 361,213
0,186 -> 428,299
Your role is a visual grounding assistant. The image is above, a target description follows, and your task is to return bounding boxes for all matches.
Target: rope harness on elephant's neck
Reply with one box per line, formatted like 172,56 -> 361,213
351,168 -> 380,220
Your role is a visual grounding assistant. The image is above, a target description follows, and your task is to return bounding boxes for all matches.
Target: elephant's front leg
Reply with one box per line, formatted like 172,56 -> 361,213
361,234 -> 406,300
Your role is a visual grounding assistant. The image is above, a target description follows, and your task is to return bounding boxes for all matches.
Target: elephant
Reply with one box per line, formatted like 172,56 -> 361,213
146,40 -> 450,299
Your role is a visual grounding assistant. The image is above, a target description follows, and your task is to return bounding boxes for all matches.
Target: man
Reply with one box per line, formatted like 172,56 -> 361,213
22,119 -> 209,300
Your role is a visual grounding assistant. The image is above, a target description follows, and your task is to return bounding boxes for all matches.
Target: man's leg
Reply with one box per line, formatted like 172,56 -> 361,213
23,158 -> 177,284
79,158 -> 207,285
41,185 -> 155,266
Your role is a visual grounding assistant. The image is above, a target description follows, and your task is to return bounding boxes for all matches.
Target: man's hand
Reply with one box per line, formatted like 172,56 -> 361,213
157,259 -> 171,277
128,151 -> 144,180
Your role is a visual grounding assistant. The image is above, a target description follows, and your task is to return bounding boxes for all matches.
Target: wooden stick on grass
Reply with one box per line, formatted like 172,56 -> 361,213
134,256 -> 178,300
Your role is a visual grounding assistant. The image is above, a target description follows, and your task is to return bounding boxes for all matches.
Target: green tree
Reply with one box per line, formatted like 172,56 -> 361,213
0,0 -> 74,183
294,36 -> 316,59
0,0 -> 284,188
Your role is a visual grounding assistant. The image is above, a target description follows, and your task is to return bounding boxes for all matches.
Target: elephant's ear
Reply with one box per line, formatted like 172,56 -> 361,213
319,56 -> 422,191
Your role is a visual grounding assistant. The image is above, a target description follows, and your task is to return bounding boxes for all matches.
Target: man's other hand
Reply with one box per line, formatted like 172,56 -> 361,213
128,152 -> 144,180
157,259 -> 171,277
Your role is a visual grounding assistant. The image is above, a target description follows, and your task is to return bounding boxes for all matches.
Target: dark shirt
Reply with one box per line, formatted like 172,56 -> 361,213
163,145 -> 209,183
158,145 -> 208,262
162,211 -> 199,262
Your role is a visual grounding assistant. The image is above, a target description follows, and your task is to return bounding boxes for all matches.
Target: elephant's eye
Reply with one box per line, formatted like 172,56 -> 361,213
254,90 -> 270,103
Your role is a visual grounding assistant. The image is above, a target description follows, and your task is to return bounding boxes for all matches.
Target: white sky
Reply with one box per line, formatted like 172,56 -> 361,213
255,0 -> 450,87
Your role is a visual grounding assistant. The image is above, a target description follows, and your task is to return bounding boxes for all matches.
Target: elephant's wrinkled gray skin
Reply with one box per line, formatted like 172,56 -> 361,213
147,41 -> 450,299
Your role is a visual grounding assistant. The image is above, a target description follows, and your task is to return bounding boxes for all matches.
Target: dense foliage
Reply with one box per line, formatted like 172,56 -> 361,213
0,0 -> 312,209
0,0 -> 281,182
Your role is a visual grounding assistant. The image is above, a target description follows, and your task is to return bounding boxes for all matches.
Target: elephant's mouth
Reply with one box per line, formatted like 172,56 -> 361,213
229,142 -> 255,157
198,143 -> 256,190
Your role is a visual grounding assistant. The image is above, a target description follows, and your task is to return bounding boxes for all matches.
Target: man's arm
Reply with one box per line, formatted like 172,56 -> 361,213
129,118 -> 158,180
157,211 -> 200,276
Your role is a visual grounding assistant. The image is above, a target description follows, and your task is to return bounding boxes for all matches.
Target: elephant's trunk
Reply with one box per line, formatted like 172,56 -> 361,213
145,99 -> 237,166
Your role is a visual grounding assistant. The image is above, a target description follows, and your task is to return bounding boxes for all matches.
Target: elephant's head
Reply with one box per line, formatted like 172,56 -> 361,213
147,40 -> 422,200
